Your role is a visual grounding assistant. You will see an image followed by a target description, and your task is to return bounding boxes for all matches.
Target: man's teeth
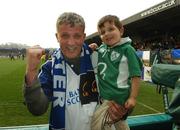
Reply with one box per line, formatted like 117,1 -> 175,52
68,46 -> 75,51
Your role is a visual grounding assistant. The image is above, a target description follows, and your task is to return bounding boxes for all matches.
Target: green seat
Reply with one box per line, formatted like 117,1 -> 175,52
151,64 -> 180,129
151,64 -> 180,89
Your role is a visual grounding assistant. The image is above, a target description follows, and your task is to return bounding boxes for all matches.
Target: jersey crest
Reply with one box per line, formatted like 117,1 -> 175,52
111,50 -> 120,61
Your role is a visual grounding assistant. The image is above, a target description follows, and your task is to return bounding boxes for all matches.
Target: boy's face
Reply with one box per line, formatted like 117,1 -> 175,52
98,21 -> 124,46
56,23 -> 86,59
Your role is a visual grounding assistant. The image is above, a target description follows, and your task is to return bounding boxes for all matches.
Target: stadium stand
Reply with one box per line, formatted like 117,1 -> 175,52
85,0 -> 180,51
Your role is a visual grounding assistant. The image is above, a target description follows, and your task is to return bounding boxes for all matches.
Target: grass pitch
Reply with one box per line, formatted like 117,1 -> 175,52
0,58 -> 173,126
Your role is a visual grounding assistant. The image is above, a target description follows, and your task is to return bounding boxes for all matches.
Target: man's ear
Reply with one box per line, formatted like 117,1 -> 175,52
55,33 -> 60,42
83,33 -> 86,39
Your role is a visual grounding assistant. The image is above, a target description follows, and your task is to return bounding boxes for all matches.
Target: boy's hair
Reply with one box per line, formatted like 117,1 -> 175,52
97,15 -> 123,30
56,12 -> 85,32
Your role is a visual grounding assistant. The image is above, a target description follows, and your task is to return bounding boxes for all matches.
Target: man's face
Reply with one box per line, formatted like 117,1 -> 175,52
56,23 -> 86,59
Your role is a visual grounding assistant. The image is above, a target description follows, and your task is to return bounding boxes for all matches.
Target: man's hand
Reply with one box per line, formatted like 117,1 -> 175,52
26,45 -> 45,85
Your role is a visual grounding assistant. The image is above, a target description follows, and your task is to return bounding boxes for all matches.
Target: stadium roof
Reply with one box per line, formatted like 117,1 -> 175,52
85,0 -> 180,44
122,0 -> 180,39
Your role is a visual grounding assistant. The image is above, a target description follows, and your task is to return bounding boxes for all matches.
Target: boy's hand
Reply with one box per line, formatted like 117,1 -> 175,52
89,43 -> 98,51
124,97 -> 136,109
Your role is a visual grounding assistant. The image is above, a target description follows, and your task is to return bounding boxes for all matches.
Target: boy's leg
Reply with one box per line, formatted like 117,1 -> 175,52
114,120 -> 130,130
91,101 -> 109,130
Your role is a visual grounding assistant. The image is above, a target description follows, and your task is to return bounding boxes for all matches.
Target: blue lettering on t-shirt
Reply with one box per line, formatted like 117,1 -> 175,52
67,89 -> 80,105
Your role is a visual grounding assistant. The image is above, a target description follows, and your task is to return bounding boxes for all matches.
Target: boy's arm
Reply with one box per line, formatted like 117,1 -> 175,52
125,76 -> 141,109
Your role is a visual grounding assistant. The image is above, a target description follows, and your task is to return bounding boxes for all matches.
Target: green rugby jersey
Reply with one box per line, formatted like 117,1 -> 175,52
97,37 -> 142,105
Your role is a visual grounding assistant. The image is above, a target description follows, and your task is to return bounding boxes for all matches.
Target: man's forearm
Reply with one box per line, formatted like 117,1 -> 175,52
25,64 -> 39,86
24,77 -> 49,116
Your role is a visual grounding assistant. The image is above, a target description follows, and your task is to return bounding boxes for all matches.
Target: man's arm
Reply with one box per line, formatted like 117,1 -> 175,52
24,77 -> 49,116
23,46 -> 49,116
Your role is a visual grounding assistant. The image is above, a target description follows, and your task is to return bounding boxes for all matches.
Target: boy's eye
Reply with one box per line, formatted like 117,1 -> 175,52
100,31 -> 105,35
108,27 -> 114,32
100,27 -> 114,35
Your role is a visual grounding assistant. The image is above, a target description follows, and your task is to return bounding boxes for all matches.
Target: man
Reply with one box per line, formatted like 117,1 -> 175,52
24,12 -> 98,130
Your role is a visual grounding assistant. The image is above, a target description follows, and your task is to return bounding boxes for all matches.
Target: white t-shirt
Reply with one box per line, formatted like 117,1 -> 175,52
65,64 -> 97,130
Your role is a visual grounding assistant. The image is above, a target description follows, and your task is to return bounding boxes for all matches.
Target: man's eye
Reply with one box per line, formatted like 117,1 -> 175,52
74,34 -> 81,39
61,34 -> 69,39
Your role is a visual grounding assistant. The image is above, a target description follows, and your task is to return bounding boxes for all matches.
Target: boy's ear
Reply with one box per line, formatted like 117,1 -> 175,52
120,26 -> 124,36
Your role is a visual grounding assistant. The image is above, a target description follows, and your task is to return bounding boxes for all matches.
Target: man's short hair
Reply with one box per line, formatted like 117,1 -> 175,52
56,12 -> 85,32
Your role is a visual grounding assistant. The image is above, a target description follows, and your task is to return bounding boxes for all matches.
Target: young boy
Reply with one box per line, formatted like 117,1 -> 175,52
90,15 -> 143,130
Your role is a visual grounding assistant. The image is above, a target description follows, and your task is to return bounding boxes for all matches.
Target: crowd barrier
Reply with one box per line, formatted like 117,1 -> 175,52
0,113 -> 172,130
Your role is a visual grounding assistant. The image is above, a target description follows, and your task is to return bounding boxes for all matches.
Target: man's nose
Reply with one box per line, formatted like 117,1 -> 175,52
67,37 -> 76,45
